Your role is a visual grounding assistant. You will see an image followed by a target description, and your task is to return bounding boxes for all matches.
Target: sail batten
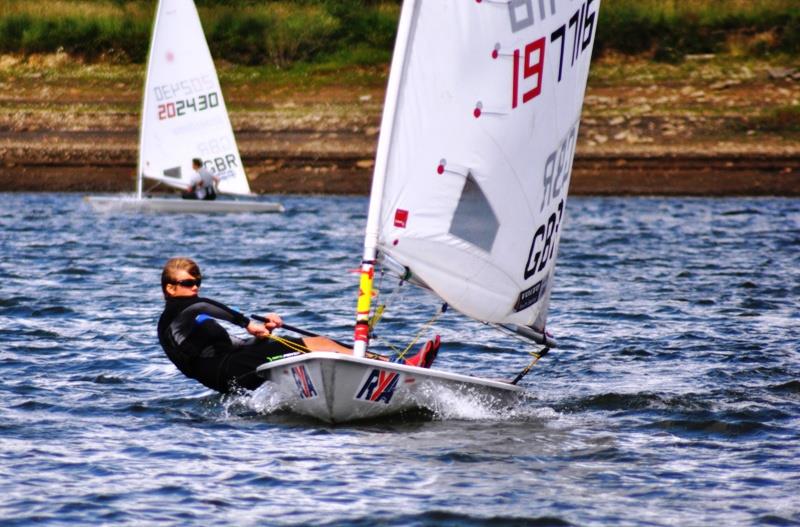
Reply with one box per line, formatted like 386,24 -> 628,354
371,0 -> 600,331
139,0 -> 251,197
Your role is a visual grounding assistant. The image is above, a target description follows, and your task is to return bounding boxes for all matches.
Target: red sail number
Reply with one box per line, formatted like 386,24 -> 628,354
512,37 -> 545,109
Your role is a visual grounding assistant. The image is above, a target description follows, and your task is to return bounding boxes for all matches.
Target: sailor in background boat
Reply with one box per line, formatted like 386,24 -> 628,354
181,158 -> 219,200
157,258 -> 439,394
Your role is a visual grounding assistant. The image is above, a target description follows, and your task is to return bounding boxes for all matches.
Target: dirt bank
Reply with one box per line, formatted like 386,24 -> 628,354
1,55 -> 799,195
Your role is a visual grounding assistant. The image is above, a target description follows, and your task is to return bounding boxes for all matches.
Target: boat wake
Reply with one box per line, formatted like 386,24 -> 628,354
415,384 -> 563,423
221,380 -> 560,425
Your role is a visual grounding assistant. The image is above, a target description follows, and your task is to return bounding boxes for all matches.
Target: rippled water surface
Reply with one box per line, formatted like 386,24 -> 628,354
1,193 -> 799,526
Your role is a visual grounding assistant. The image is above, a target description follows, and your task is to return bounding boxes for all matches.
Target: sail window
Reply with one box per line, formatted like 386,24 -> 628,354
163,166 -> 182,180
448,173 -> 499,253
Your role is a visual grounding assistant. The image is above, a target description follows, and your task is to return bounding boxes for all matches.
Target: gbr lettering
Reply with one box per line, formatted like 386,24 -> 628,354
204,154 -> 238,177
524,199 -> 563,280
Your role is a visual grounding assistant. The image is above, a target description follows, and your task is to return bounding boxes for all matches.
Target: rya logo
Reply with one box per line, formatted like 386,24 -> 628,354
355,369 -> 400,404
291,365 -> 317,399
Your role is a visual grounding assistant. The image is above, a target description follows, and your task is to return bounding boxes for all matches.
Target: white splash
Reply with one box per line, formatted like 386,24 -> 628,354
220,381 -> 291,418
411,382 -> 561,423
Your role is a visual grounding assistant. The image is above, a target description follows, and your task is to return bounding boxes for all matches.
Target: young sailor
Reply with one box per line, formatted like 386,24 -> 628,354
157,257 -> 439,394
182,158 -> 219,200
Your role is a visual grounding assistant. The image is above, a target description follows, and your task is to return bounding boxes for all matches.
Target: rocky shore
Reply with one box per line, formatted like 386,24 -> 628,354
1,55 -> 799,196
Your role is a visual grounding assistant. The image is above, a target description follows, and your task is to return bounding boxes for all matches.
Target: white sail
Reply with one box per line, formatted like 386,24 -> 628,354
370,0 -> 600,335
138,0 -> 251,197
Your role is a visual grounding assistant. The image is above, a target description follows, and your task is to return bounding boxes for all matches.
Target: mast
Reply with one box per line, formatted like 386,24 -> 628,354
353,0 -> 419,357
136,0 -> 164,200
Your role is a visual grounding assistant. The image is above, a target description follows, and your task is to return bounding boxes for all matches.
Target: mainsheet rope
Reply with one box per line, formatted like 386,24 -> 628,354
267,333 -> 312,354
367,267 -> 444,361
385,305 -> 444,361
258,266 -> 443,361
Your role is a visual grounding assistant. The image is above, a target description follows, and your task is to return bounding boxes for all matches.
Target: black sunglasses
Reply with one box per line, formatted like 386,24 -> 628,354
172,278 -> 201,288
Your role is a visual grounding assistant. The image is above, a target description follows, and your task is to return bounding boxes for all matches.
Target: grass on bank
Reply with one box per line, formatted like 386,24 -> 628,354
0,52 -> 390,111
0,0 -> 798,67
0,1 -> 398,66
598,0 -> 800,62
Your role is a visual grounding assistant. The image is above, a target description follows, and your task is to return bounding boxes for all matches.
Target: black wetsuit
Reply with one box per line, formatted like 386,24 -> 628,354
157,296 -> 301,393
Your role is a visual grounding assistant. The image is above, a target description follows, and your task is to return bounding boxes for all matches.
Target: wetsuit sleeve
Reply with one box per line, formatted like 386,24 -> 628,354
168,298 -> 249,346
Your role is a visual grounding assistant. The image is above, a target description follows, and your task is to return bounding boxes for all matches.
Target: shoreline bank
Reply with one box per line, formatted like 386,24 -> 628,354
2,55 -> 799,196
3,147 -> 799,196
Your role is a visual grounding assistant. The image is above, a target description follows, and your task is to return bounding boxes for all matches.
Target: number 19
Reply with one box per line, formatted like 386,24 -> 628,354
512,37 -> 545,109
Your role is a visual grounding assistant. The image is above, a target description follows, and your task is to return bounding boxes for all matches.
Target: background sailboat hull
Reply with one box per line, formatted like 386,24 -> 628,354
84,195 -> 283,213
255,352 -> 523,424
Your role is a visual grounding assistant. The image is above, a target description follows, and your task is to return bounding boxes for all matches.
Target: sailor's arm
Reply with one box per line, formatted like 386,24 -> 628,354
169,298 -> 250,344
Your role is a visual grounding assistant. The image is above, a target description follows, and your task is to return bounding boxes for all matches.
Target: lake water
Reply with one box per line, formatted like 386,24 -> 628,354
1,193 -> 798,526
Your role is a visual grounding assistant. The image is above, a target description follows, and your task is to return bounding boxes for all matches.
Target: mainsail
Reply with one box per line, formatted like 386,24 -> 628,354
138,0 -> 251,197
359,0 -> 600,349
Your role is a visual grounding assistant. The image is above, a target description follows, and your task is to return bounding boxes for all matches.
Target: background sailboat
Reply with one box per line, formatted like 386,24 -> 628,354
86,0 -> 282,213
258,0 -> 601,422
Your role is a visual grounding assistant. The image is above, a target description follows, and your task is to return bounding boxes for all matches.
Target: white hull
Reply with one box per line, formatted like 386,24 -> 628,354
85,195 -> 284,213
255,352 -> 523,424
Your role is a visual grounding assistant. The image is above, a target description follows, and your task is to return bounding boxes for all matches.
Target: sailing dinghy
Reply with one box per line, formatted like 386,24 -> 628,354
256,0 -> 600,422
86,0 -> 283,213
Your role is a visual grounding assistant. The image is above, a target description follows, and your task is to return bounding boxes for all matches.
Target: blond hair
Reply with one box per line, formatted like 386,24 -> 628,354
161,257 -> 201,298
